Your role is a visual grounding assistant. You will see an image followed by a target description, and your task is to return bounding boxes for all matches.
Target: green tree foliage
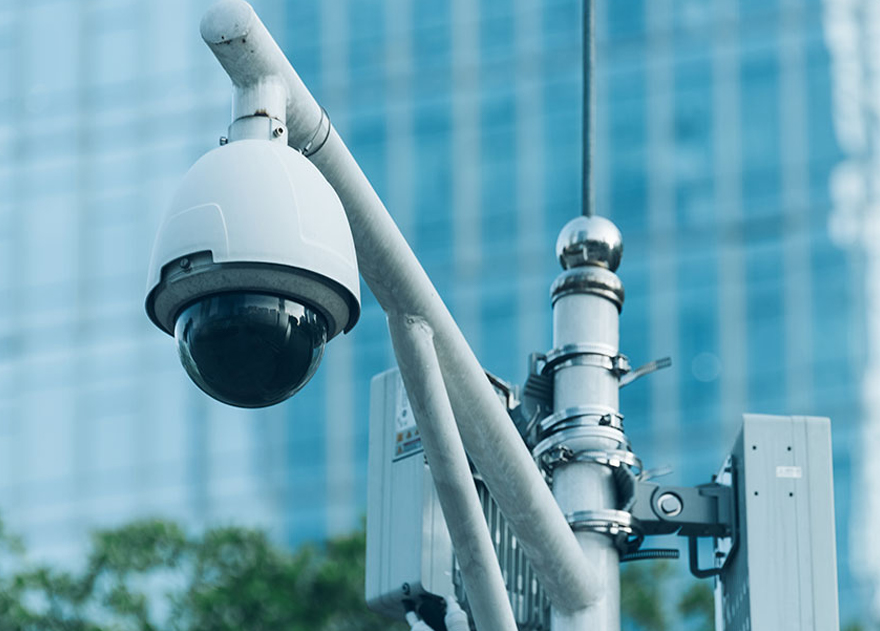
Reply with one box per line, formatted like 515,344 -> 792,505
619,561 -> 714,631
0,517 -> 406,631
620,561 -> 868,631
676,581 -> 714,628
0,517 -> 868,631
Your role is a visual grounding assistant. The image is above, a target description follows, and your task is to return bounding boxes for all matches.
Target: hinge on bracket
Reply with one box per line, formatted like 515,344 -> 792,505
626,474 -> 737,578
629,480 -> 733,538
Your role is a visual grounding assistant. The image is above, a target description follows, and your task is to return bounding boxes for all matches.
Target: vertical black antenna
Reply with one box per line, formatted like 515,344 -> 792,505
582,0 -> 595,217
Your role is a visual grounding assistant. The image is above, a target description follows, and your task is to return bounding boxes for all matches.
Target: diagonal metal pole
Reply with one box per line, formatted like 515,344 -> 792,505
387,313 -> 518,631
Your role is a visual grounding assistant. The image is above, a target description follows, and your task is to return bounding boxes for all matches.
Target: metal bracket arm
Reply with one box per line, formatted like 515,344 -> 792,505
618,357 -> 672,388
630,480 -> 734,539
198,0 -> 602,613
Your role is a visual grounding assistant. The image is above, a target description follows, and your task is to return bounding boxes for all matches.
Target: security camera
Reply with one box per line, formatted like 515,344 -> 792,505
145,138 -> 360,408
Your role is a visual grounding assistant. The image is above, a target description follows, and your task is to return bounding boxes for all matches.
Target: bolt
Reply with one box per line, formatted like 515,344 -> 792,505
219,136 -> 228,146
657,492 -> 683,517
179,258 -> 191,271
401,582 -> 410,595
273,127 -> 284,138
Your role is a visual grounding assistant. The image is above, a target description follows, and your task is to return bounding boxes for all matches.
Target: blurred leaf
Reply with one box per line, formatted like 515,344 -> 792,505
620,560 -> 673,631
678,581 -> 714,630
621,560 -> 721,631
89,520 -> 186,574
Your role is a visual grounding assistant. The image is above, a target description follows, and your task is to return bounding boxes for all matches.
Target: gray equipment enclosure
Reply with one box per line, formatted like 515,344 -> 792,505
715,414 -> 839,631
365,369 -> 454,618
367,370 -> 842,630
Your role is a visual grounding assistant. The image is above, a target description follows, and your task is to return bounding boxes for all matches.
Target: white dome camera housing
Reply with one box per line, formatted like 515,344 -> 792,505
145,139 -> 360,408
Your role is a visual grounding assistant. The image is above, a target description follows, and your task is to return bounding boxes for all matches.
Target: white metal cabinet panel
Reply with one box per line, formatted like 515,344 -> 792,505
717,414 -> 839,631
365,369 -> 453,619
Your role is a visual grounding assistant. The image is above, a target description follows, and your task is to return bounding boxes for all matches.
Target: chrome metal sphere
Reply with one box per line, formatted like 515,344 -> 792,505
555,215 -> 623,272
175,292 -> 328,408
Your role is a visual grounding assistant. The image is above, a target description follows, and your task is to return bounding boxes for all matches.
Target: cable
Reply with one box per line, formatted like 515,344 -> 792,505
405,611 -> 433,631
582,0 -> 596,218
443,595 -> 471,631
620,548 -> 681,563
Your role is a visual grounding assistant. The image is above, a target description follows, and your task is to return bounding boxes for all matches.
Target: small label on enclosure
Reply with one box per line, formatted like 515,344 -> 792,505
776,465 -> 802,479
393,383 -> 422,461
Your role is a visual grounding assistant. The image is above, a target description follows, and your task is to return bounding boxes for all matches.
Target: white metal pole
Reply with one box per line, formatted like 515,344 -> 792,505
387,313 -> 518,631
545,0 -> 625,623
543,217 -> 627,630
200,0 -> 602,614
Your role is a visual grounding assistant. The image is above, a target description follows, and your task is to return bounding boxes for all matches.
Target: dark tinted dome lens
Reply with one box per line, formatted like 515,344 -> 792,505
174,293 -> 327,408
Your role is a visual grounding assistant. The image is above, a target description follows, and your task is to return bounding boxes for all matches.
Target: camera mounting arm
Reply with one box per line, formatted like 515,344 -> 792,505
198,0 -> 602,616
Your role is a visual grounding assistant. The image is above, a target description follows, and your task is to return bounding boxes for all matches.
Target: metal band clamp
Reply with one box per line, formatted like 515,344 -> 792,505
566,509 -> 644,553
533,425 -> 630,468
537,405 -> 624,436
299,106 -> 331,157
540,447 -> 642,473
541,344 -> 630,376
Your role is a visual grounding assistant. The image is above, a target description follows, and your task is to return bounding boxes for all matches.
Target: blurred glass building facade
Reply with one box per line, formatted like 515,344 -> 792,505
0,0 -> 871,626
